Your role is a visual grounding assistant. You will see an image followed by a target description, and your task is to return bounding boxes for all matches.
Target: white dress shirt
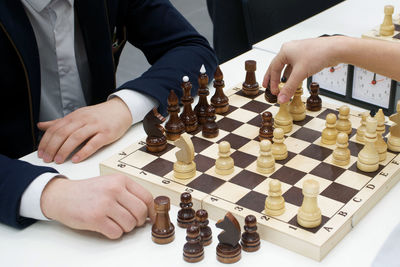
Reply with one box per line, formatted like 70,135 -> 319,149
19,0 -> 157,220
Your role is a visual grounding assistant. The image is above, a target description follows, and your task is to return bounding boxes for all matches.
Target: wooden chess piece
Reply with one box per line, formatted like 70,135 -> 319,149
174,133 -> 196,179
211,66 -> 229,114
242,60 -> 259,96
375,109 -> 387,161
380,5 -> 395,36
264,81 -> 277,103
332,132 -> 350,166
180,76 -> 198,133
388,101 -> 400,152
240,215 -> 260,252
194,209 -> 212,246
259,111 -> 274,142
215,141 -> 234,175
194,65 -> 210,125
297,179 -> 321,228
165,90 -> 185,141
257,139 -> 275,174
183,225 -> 204,263
321,113 -> 338,145
306,82 -> 322,111
143,108 -> 167,152
271,128 -> 288,160
202,105 -> 219,138
216,212 -> 241,264
289,83 -> 306,121
177,192 -> 195,228
274,82 -> 293,133
265,179 -> 285,216
356,111 -> 369,143
336,105 -> 352,135
152,196 -> 175,244
357,116 -> 380,172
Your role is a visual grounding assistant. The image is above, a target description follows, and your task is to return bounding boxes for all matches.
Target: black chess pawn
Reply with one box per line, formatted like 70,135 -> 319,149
177,192 -> 195,228
194,209 -> 212,246
242,60 -> 259,96
211,66 -> 229,114
240,215 -> 260,252
264,82 -> 277,103
165,90 -> 185,141
183,225 -> 204,263
202,105 -> 219,138
259,111 -> 274,142
180,76 -> 198,133
307,82 -> 322,111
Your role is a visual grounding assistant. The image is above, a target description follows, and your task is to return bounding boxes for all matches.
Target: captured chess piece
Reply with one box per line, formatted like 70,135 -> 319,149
215,141 -> 234,175
357,116 -> 380,172
257,140 -> 275,174
265,179 -> 285,216
194,209 -> 212,246
152,196 -> 175,244
321,113 -> 338,145
297,179 -> 321,228
242,60 -> 259,96
306,82 -> 322,111
274,82 -> 293,133
375,109 -> 387,161
289,83 -> 306,121
174,133 -> 196,179
264,81 -> 277,103
388,100 -> 400,152
271,128 -> 288,160
194,64 -> 210,125
356,111 -> 369,143
183,225 -> 204,263
143,108 -> 167,152
380,5 -> 395,36
240,215 -> 260,252
259,111 -> 274,142
180,76 -> 198,133
216,212 -> 242,264
177,192 -> 195,228
165,90 -> 185,141
202,105 -> 219,138
211,66 -> 229,114
336,105 -> 352,135
332,132 -> 350,166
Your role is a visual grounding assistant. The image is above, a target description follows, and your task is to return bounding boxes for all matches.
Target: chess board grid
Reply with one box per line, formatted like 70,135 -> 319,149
100,85 -> 400,261
361,23 -> 400,42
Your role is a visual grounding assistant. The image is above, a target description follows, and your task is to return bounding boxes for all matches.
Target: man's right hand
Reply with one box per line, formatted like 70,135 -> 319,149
40,174 -> 155,239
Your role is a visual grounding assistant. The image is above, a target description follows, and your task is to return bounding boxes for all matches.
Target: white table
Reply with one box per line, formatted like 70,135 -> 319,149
253,0 -> 400,54
1,48 -> 400,267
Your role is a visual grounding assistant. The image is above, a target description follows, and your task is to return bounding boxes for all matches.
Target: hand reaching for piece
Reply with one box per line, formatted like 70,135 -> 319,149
37,97 -> 132,164
40,174 -> 155,239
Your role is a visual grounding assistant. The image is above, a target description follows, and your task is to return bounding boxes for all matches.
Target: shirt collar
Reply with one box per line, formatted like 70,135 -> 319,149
23,0 -> 73,12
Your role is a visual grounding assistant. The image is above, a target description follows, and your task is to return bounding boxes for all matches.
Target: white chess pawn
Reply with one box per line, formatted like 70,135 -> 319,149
321,113 -> 338,145
289,83 -> 306,121
297,179 -> 321,228
271,128 -> 288,160
332,132 -> 350,166
357,116 -> 380,172
215,141 -> 234,175
265,179 -> 285,216
388,101 -> 400,152
274,82 -> 293,133
356,111 -> 369,144
257,140 -> 275,174
380,5 -> 395,36
375,109 -> 387,161
336,105 -> 352,135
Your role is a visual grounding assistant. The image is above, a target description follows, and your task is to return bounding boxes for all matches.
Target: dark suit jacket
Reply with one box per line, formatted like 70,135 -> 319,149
0,0 -> 217,228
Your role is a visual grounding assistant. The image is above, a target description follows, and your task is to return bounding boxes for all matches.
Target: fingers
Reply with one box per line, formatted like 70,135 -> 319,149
117,191 -> 147,227
71,133 -> 107,163
107,202 -> 138,233
125,179 -> 155,222
98,217 -> 124,239
278,66 -> 305,103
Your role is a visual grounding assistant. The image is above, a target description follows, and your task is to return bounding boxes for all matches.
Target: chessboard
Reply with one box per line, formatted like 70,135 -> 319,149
100,83 -> 400,261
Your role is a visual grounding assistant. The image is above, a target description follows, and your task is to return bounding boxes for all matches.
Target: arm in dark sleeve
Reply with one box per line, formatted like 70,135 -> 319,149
118,0 -> 218,116
0,154 -> 58,229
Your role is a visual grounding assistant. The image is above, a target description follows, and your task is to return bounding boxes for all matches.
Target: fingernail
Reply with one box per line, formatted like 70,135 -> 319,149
54,155 -> 62,164
278,94 -> 289,103
38,150 -> 43,158
72,155 -> 80,163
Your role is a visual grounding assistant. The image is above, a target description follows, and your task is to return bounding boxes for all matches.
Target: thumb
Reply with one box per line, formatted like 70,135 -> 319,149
278,67 -> 304,103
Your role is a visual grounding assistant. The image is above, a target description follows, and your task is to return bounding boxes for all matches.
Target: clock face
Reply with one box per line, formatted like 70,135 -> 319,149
312,64 -> 348,95
352,67 -> 392,109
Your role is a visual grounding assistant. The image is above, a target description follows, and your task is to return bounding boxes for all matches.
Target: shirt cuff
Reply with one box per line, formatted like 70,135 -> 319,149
109,89 -> 159,125
19,173 -> 66,221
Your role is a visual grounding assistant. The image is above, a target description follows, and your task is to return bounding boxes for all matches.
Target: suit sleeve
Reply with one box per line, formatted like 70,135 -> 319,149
117,0 -> 218,116
0,154 -> 58,229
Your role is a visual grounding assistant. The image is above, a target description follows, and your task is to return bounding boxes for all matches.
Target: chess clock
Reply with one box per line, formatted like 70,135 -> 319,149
310,63 -> 350,97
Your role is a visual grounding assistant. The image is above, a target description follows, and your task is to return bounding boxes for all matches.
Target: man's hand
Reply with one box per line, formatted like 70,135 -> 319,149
263,37 -> 340,103
40,174 -> 155,239
37,97 -> 132,164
